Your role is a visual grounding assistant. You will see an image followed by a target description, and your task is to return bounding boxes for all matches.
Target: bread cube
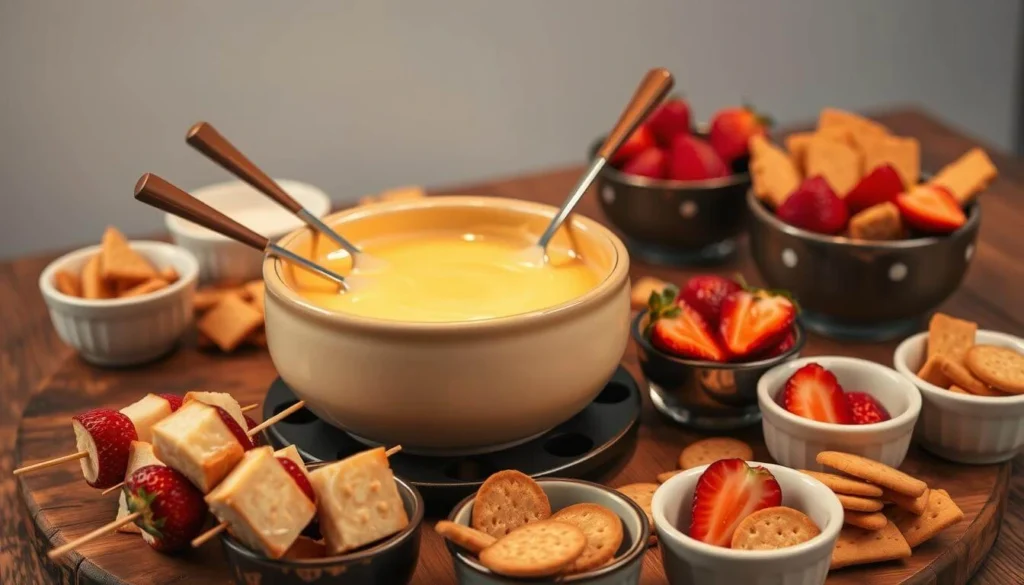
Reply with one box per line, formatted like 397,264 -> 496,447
274,445 -> 308,473
119,394 -> 173,442
116,441 -> 164,534
184,391 -> 247,430
152,400 -> 244,492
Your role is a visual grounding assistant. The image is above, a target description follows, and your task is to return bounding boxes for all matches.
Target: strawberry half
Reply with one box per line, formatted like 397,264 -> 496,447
245,415 -> 266,447
776,176 -> 849,235
72,408 -> 138,489
845,392 -> 891,424
689,459 -> 782,547
781,363 -> 853,424
719,290 -> 796,358
667,134 -> 730,181
609,124 -> 655,166
158,394 -> 184,412
651,302 -> 728,362
126,465 -> 209,552
278,457 -> 316,503
845,164 -> 905,213
895,185 -> 966,233
679,275 -> 742,326
708,106 -> 771,165
756,328 -> 797,359
647,97 -> 692,147
215,406 -> 253,451
621,146 -> 668,179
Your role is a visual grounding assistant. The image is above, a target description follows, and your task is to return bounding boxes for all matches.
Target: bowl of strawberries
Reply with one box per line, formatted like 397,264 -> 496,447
746,108 -> 994,341
595,98 -> 769,265
632,274 -> 804,430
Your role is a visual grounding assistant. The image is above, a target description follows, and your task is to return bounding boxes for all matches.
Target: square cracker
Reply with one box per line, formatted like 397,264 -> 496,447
749,135 -> 801,208
927,313 -> 977,365
830,520 -> 911,569
928,148 -> 997,205
848,202 -> 903,241
887,489 -> 964,548
917,356 -> 951,388
805,136 -> 862,196
100,226 -> 157,284
244,280 -> 265,315
818,107 -> 890,149
861,134 -> 920,187
197,293 -> 264,352
883,487 -> 929,515
784,132 -> 814,175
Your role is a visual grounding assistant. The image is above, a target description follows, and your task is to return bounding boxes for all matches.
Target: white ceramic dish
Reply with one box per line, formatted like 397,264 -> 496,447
166,179 -> 330,282
652,462 -> 842,585
894,329 -> 1024,464
39,242 -> 199,366
757,356 -> 921,470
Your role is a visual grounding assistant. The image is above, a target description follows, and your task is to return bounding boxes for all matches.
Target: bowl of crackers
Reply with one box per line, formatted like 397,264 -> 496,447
39,226 -> 198,366
894,313 -> 1024,464
746,108 -> 995,341
439,470 -> 649,584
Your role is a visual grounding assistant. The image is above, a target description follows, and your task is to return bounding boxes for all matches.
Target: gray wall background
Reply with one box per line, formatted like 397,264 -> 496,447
1,0 -> 1020,259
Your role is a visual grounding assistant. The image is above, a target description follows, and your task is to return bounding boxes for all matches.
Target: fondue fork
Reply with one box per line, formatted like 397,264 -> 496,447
185,121 -> 362,258
537,67 -> 674,251
134,173 -> 349,289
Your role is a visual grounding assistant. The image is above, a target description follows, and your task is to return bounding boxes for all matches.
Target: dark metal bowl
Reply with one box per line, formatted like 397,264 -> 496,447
591,136 -> 752,266
746,189 -> 981,341
632,312 -> 806,430
222,476 -> 424,585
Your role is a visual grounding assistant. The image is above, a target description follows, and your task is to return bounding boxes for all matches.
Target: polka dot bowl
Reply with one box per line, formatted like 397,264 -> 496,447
746,189 -> 981,341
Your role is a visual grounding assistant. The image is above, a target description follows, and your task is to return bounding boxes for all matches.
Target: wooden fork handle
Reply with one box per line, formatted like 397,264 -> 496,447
596,67 -> 674,161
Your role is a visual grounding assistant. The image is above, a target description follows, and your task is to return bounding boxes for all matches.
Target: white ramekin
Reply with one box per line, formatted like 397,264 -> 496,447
894,330 -> 1024,464
757,356 -> 921,470
165,179 -> 330,282
652,462 -> 842,585
39,242 -> 199,366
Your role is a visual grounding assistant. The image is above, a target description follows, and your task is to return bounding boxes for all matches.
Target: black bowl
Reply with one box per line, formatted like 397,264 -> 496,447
221,476 -> 424,585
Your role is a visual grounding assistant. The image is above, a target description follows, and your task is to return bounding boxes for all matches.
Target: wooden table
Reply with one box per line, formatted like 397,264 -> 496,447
2,108 -> 1023,584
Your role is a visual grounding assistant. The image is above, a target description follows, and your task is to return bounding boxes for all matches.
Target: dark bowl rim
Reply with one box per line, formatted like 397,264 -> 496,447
220,475 -> 425,567
444,477 -> 650,582
631,311 -> 806,370
589,136 -> 751,191
746,188 -> 981,250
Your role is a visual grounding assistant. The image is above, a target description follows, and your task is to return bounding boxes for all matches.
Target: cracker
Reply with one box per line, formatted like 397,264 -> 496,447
749,135 -> 801,208
830,521 -> 911,569
818,108 -> 890,149
861,135 -> 920,187
194,288 -> 226,312
54,270 -> 82,297
679,438 -> 753,470
916,356 -> 951,388
837,494 -> 884,513
798,470 -> 883,498
158,266 -> 179,283
245,280 -> 266,315
948,384 -> 969,395
100,226 -> 156,284
887,488 -> 964,548
937,355 -> 1004,397
965,345 -> 1024,394
551,503 -> 623,573
805,135 -> 862,196
435,520 -> 497,555
844,510 -> 888,531
478,520 -> 586,578
784,132 -> 814,174
616,483 -> 657,530
196,293 -> 265,352
883,487 -> 929,515
81,254 -> 114,299
928,147 -> 997,205
120,278 -> 169,298
817,452 -> 927,497
657,470 -> 682,484
471,470 -> 551,538
630,277 -> 669,310
730,506 -> 820,550
927,313 -> 977,365
378,185 -> 427,202
848,202 -> 903,241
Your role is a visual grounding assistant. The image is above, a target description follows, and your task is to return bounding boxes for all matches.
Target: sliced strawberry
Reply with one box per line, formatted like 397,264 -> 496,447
621,146 -> 668,179
845,392 -> 891,424
158,394 -> 184,412
245,415 -> 266,447
651,302 -> 728,362
776,176 -> 849,235
708,105 -> 771,165
845,164 -> 905,213
895,185 -> 966,233
719,290 -> 796,358
647,98 -> 692,146
215,406 -> 253,451
609,124 -> 655,166
780,363 -> 853,424
278,457 -> 316,503
666,134 -> 730,181
72,408 -> 137,489
689,459 -> 782,547
679,275 -> 742,326
756,328 -> 797,359
126,465 -> 209,552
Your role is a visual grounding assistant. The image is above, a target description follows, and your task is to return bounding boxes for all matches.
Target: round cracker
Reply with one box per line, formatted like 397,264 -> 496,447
730,506 -> 821,550
478,520 -> 586,577
471,470 -> 551,538
551,503 -> 624,574
616,483 -> 657,529
679,438 -> 754,470
966,345 -> 1024,394
435,520 -> 497,554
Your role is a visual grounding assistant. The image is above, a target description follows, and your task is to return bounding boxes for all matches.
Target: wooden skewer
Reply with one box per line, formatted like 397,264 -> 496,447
48,512 -> 141,559
247,401 -> 305,436
241,403 -> 259,413
14,451 -> 88,476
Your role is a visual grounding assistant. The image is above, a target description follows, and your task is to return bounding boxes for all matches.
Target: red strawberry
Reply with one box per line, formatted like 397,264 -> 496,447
845,392 -> 891,424
71,408 -> 138,489
776,176 -> 849,235
689,459 -> 782,547
158,394 -> 183,412
126,465 -> 209,552
278,458 -> 316,503
651,302 -> 728,362
647,98 -> 692,146
719,290 -> 796,358
245,415 -> 266,447
758,328 -> 797,359
708,106 -> 770,165
620,146 -> 667,179
667,134 -> 730,181
679,275 -> 742,326
844,164 -> 905,213
215,406 -> 253,451
895,185 -> 966,233
609,124 -> 655,166
780,363 -> 853,424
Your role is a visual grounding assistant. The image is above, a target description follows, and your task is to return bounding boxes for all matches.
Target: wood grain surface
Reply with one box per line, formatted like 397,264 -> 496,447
3,108 -> 1024,585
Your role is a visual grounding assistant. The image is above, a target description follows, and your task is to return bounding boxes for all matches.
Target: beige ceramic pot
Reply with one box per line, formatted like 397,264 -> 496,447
263,196 -> 630,454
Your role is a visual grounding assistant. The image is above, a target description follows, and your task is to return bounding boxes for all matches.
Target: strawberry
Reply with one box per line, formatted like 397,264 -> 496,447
215,406 -> 253,451
278,458 -> 316,502
647,97 -> 692,146
126,465 -> 209,552
689,459 -> 782,547
245,415 -> 266,447
757,328 -> 797,359
895,185 -> 966,233
71,408 -> 137,489
776,176 -> 849,235
719,290 -> 796,358
609,124 -> 655,166
651,302 -> 728,362
780,363 -> 853,424
620,146 -> 668,179
845,392 -> 891,424
708,106 -> 771,165
666,134 -> 730,181
158,394 -> 183,412
844,164 -> 905,213
679,275 -> 742,326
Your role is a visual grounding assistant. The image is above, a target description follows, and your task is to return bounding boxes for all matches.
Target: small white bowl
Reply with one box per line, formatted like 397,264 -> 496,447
166,179 -> 330,282
757,356 -> 921,470
894,330 -> 1024,464
652,462 -> 842,585
39,242 -> 199,366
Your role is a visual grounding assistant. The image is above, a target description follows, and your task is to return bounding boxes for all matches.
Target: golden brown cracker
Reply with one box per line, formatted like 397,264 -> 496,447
916,356 -> 952,388
245,280 -> 266,315
948,385 -> 970,395
54,270 -> 82,297
435,520 -> 497,554
194,288 -> 225,312
678,438 -> 753,470
805,135 -> 862,196
656,470 -> 682,484
730,506 -> 820,550
616,483 -> 657,530
861,135 -> 920,187
81,254 -> 114,299
848,202 -> 903,241
883,487 -> 929,515
158,266 -> 179,283
818,108 -> 890,147
887,489 -> 964,548
378,185 -> 427,202
471,470 -> 551,539
927,313 -> 978,365
929,147 -> 997,205
830,521 -> 911,569
965,345 -> 1024,394
551,503 -> 623,573
478,520 -> 586,578
784,132 -> 814,174
844,510 -> 888,531
798,470 -> 883,498
937,355 -> 1004,397
817,452 -> 927,497
100,226 -> 156,284
196,293 -> 264,352
630,276 -> 670,310
749,134 -> 801,208
837,494 -> 884,513
120,278 -> 169,298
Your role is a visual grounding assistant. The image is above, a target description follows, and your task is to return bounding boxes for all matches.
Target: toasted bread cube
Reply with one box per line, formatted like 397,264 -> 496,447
309,448 -> 409,555
184,391 -> 247,431
206,447 -> 317,559
116,442 -> 164,534
152,400 -> 244,492
848,202 -> 903,241
119,394 -> 174,442
274,445 -> 308,474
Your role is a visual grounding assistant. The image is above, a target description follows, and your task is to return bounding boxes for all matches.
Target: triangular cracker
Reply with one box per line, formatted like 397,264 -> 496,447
100,226 -> 157,283
887,489 -> 963,548
806,136 -> 862,196
82,254 -> 114,299
830,520 -> 911,569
